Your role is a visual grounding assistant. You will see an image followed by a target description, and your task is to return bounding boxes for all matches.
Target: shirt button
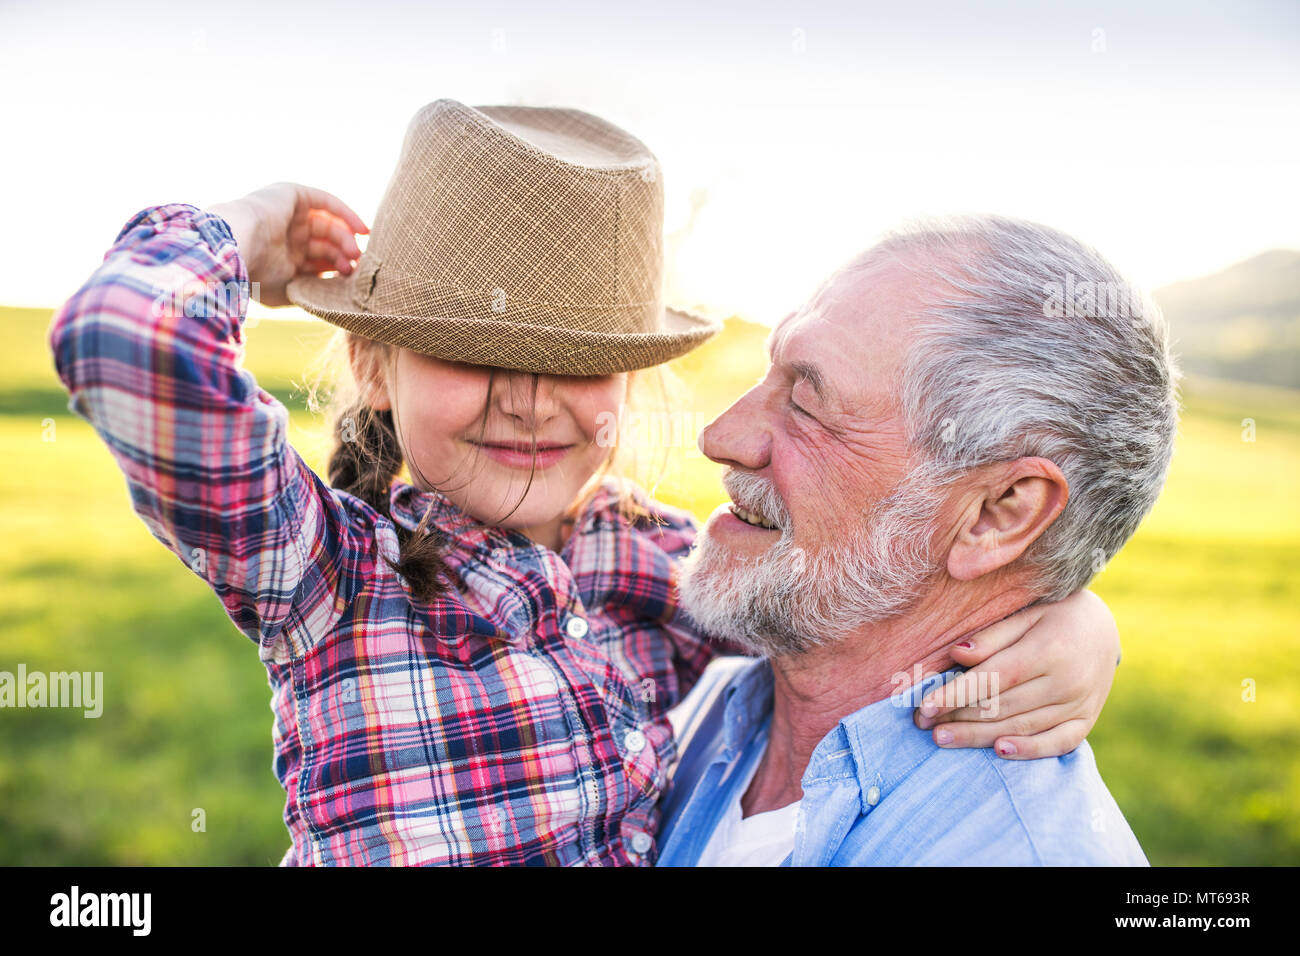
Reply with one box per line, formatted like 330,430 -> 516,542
623,730 -> 647,754
565,616 -> 589,639
866,785 -> 881,807
630,831 -> 653,855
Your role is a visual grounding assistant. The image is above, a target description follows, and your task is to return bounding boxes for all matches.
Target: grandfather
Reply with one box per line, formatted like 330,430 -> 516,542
657,215 -> 1179,866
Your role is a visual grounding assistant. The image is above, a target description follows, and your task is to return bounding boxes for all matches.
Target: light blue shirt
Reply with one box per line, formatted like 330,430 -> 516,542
656,656 -> 1148,866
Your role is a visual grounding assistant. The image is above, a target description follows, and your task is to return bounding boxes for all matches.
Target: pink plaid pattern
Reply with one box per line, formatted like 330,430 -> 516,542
49,203 -> 725,865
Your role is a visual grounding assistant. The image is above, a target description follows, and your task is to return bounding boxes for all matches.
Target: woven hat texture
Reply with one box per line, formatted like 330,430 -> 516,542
287,98 -> 720,375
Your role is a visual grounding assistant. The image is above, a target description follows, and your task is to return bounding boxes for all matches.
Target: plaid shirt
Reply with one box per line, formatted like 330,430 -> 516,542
48,203 -> 725,865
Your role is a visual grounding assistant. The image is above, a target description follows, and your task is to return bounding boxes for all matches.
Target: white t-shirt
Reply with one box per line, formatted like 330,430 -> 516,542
695,741 -> 800,867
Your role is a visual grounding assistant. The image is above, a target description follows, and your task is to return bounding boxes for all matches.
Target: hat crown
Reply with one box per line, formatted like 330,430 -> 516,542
285,98 -> 721,375
357,99 -> 665,334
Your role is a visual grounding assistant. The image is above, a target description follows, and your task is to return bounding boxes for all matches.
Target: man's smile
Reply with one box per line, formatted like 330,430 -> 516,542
728,501 -> 780,530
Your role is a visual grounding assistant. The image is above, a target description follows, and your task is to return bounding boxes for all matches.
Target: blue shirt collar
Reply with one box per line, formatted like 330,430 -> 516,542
718,657 -> 776,762
722,657 -> 963,814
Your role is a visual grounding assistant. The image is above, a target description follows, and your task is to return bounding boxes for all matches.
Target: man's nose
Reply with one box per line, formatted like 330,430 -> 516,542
698,388 -> 770,471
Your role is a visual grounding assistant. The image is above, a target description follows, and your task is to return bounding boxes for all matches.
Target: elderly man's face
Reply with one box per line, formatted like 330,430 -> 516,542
680,256 -> 949,654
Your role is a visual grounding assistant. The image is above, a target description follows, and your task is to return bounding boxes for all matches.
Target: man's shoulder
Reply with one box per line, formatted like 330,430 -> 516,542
850,739 -> 1148,866
976,741 -> 1148,865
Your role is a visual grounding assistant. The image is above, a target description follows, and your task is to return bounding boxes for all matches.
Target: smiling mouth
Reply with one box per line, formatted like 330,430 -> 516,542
470,440 -> 574,453
729,502 -> 780,530
468,439 -> 576,469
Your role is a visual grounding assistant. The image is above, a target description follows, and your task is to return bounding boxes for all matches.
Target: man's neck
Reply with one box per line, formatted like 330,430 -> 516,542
739,580 -> 1035,818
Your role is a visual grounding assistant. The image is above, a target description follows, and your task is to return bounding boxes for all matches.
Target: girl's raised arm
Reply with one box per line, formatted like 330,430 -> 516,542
48,193 -> 368,660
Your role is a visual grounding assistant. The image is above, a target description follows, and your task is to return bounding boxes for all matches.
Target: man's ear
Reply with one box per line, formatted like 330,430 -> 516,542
348,337 -> 392,411
946,457 -> 1069,581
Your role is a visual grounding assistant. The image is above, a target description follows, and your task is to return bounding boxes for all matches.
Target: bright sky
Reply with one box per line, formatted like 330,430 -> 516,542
2,0 -> 1297,324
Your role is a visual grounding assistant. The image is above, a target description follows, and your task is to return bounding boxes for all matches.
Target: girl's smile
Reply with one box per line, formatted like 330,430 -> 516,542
466,438 -> 578,470
353,342 -> 630,549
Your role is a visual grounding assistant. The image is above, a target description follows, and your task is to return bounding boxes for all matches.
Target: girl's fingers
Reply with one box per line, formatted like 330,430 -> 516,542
303,239 -> 356,273
921,702 -> 1076,751
301,185 -> 370,235
299,249 -> 355,275
917,642 -> 1045,720
992,718 -> 1092,760
922,604 -> 1052,720
947,603 -> 1047,668
915,676 -> 1057,728
300,257 -> 344,275
306,208 -> 363,259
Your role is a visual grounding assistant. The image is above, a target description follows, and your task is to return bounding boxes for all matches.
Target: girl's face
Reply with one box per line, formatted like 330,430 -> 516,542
364,345 -> 628,550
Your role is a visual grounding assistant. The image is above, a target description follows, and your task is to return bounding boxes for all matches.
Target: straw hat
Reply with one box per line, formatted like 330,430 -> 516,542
287,98 -> 720,375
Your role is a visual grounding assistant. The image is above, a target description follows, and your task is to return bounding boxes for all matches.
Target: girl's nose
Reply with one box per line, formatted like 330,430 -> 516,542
493,370 -> 559,429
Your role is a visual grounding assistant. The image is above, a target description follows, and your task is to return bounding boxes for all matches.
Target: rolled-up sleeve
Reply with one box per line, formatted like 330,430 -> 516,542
48,203 -> 361,658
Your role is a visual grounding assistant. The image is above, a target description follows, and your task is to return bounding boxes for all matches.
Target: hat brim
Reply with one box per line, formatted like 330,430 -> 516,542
286,273 -> 722,376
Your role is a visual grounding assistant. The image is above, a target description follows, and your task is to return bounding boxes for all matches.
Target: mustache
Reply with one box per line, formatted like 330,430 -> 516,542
722,468 -> 791,531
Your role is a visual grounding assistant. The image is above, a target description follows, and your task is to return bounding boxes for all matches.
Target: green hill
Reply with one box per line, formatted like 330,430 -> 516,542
1155,250 -> 1300,388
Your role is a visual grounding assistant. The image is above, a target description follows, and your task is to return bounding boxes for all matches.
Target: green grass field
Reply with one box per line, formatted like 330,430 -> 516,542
2,304 -> 1297,865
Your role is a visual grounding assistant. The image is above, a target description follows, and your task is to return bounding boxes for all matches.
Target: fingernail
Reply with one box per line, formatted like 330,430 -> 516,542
935,729 -> 953,745
955,641 -> 974,650
920,702 -> 938,717
996,741 -> 1017,756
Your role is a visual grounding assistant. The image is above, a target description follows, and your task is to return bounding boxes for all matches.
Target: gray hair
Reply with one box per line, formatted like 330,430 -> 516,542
855,215 -> 1181,602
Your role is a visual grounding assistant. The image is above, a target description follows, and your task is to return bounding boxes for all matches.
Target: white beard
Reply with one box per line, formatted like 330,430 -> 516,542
679,468 -> 946,658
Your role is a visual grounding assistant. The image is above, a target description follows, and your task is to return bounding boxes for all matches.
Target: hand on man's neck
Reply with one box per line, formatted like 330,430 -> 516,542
739,576 -> 1038,819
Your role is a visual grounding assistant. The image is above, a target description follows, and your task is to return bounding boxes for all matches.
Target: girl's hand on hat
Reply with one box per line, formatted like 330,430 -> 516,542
205,182 -> 370,307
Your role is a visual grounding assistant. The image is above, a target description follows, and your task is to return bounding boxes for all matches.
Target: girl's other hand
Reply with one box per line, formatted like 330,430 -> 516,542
205,183 -> 369,307
912,588 -> 1122,758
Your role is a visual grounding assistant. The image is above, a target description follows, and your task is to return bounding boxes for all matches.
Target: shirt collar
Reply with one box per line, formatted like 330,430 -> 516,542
718,658 -> 964,816
384,476 -> 682,635
719,658 -> 777,762
388,481 -> 535,556
811,668 -> 962,815
386,476 -> 627,556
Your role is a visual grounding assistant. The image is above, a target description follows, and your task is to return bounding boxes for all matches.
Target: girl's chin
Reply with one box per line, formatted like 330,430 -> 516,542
468,494 -> 576,540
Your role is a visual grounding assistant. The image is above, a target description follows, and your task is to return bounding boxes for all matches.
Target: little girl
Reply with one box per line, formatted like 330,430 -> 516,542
49,100 -> 1121,866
